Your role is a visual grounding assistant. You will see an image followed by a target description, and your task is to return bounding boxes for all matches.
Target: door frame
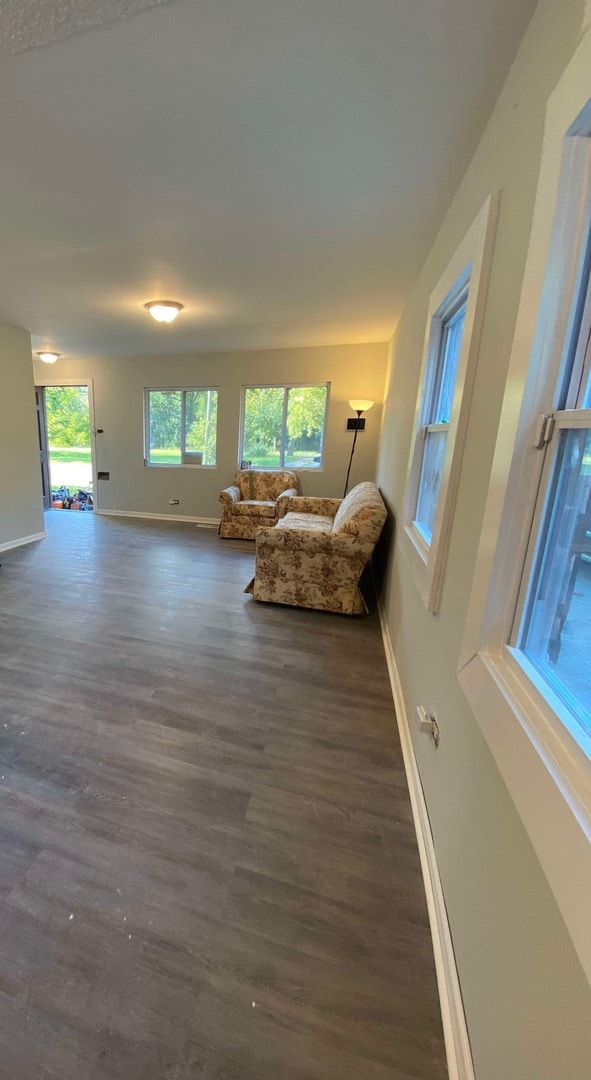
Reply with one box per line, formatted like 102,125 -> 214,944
34,378 -> 99,512
35,387 -> 51,509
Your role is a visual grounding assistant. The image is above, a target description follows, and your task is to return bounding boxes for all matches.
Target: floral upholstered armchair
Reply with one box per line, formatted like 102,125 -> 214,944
219,469 -> 299,539
245,481 -> 387,614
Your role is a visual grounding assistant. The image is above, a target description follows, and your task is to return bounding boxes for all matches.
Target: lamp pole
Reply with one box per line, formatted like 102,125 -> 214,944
343,409 -> 363,498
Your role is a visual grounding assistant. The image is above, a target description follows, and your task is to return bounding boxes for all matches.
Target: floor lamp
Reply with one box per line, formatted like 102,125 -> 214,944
343,399 -> 374,497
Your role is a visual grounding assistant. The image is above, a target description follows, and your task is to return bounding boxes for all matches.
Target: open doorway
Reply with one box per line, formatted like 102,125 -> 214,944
36,384 -> 96,512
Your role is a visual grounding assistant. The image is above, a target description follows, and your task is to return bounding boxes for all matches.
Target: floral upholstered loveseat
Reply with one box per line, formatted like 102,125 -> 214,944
219,469 -> 299,540
245,481 -> 387,614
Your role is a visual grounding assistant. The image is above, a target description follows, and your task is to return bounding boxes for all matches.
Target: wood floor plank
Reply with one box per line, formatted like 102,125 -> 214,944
0,513 -> 447,1079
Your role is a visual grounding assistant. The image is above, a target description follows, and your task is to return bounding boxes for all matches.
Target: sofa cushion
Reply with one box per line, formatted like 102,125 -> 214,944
276,512 -> 334,533
332,482 -> 387,543
233,499 -> 276,518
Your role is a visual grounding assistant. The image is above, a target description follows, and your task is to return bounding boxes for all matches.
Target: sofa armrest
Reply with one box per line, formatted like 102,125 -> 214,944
219,485 -> 241,517
275,487 -> 299,518
281,495 -> 342,517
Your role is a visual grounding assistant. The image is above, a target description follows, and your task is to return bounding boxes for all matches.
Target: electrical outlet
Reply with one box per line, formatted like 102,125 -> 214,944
169,499 -> 180,505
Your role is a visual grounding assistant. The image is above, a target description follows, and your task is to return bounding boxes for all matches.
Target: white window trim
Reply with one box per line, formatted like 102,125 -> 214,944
457,32 -> 591,985
238,382 -> 330,471
144,386 -> 218,469
401,195 -> 498,613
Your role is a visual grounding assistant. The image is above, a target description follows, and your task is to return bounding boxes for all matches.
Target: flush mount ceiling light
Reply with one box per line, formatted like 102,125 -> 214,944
36,351 -> 61,364
144,300 -> 184,323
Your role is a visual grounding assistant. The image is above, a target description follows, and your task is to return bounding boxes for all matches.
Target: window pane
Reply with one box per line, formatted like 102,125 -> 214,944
184,390 -> 218,465
580,334 -> 591,407
435,304 -> 467,423
521,427 -> 591,734
284,386 -> 327,469
415,429 -> 447,544
242,387 -> 284,468
148,391 -> 181,464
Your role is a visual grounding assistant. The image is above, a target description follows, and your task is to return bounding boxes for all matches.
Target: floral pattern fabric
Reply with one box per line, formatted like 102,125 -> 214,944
219,485 -> 241,508
333,482 -> 389,543
244,482 -> 387,615
276,512 -> 334,533
219,517 -> 276,540
219,470 -> 299,540
279,496 -> 342,518
235,470 -> 298,501
233,500 -> 276,518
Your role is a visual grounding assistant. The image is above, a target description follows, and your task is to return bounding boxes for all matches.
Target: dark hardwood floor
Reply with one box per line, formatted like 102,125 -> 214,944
0,512 -> 447,1079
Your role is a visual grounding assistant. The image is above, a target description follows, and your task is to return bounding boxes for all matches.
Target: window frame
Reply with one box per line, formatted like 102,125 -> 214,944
511,408 -> 591,746
401,195 -> 498,613
143,386 -> 219,469
457,35 -> 591,985
238,382 -> 330,471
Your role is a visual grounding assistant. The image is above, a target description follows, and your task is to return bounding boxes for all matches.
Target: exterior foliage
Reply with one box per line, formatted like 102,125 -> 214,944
147,389 -> 217,465
242,385 -> 327,467
46,386 -> 90,448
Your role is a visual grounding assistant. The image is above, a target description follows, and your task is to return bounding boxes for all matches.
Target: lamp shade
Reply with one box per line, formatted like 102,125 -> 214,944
349,399 -> 374,413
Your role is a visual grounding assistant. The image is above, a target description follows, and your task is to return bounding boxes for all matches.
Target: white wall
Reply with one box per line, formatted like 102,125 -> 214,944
33,342 -> 387,520
376,2 -> 591,1078
0,321 -> 44,549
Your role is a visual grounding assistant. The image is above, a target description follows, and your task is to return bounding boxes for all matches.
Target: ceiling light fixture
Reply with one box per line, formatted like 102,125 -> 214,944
36,351 -> 61,364
144,300 -> 184,323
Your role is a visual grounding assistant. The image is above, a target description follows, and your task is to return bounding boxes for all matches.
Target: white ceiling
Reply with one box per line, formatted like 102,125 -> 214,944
0,0 -> 535,358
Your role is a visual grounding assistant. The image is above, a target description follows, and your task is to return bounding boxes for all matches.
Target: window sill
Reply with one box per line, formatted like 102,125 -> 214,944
145,463 -> 217,470
237,465 -> 325,473
458,646 -> 591,983
400,521 -> 439,612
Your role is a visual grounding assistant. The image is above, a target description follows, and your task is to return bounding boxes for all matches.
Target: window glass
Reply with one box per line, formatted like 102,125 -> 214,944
435,306 -> 467,423
184,389 -> 218,465
148,390 -> 182,465
146,389 -> 217,466
242,387 -> 284,468
520,428 -> 591,733
412,297 -> 467,543
515,257 -> 591,740
241,384 -> 327,469
415,429 -> 447,543
284,386 -> 327,468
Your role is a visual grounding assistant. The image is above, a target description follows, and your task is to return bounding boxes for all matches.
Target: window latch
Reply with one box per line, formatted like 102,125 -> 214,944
533,413 -> 555,449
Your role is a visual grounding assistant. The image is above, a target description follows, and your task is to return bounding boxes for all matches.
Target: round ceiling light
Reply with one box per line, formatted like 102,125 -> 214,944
36,351 -> 61,364
144,300 -> 184,323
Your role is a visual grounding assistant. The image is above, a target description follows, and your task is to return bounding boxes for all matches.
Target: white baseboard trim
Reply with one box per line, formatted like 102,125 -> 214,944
0,530 -> 47,554
96,509 -> 219,528
377,598 -> 475,1080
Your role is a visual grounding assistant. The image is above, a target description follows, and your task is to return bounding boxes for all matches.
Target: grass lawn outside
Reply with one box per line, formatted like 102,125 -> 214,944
149,449 -> 185,465
51,447 -> 91,465
49,446 -> 92,492
242,450 -> 321,469
48,446 -> 324,483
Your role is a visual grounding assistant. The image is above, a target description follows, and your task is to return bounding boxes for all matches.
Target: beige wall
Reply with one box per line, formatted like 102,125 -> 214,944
0,321 -> 44,549
33,342 -> 387,519
376,1 -> 591,1078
